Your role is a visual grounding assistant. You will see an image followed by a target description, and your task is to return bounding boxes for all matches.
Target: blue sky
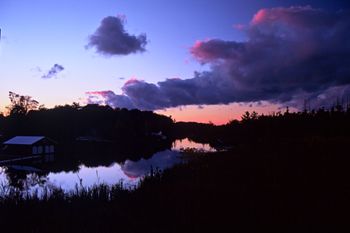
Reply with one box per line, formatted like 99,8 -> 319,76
1,0 -> 349,123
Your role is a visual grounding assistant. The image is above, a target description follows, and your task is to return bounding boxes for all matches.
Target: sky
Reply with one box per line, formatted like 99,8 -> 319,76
1,0 -> 349,124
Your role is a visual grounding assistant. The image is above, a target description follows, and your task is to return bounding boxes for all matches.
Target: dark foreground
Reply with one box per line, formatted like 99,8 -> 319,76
1,137 -> 350,233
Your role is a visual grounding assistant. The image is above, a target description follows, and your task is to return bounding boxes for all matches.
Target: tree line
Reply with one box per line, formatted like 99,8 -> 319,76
2,91 -> 350,147
171,104 -> 350,148
0,92 -> 174,143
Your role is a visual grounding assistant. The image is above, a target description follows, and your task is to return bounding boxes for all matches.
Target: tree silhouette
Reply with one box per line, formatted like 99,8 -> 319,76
7,91 -> 39,116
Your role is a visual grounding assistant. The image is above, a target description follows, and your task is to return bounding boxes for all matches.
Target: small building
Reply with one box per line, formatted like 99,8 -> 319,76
2,136 -> 56,157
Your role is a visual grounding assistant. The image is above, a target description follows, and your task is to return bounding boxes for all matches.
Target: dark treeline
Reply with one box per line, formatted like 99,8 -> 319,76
2,92 -> 350,160
0,103 -> 173,143
174,105 -> 350,147
3,92 -> 350,149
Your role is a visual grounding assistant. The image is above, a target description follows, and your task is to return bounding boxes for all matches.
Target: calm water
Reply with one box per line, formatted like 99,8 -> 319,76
172,138 -> 216,152
0,138 -> 215,195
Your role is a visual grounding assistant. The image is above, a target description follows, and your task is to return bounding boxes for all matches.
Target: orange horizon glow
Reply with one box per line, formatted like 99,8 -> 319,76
156,102 -> 286,125
1,100 -> 288,125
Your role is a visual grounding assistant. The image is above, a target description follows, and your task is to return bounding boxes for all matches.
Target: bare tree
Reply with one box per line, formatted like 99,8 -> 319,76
7,91 -> 39,116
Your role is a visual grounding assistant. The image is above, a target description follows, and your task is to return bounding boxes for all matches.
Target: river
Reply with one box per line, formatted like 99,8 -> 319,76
0,138 -> 215,196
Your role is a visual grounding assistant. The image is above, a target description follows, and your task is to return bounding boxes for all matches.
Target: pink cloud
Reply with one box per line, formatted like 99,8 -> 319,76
85,90 -> 114,97
251,9 -> 268,25
190,39 -> 222,63
123,78 -> 143,87
190,39 -> 244,63
250,6 -> 320,28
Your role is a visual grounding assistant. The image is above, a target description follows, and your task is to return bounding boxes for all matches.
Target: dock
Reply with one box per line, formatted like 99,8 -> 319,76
0,155 -> 42,165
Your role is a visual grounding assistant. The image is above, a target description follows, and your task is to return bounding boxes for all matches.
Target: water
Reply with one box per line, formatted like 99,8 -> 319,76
0,138 -> 215,195
172,138 -> 216,152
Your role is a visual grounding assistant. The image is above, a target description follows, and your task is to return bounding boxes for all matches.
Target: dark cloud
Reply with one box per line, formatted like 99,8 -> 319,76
41,64 -> 64,79
86,16 -> 147,56
88,7 -> 350,110
282,85 -> 350,109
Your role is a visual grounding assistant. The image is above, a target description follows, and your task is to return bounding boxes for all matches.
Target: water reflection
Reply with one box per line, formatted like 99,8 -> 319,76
0,138 -> 215,196
0,167 -> 48,195
47,163 -> 139,190
172,138 -> 216,152
121,150 -> 180,178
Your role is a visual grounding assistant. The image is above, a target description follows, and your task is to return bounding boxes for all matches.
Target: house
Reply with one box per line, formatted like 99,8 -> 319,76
2,136 -> 56,157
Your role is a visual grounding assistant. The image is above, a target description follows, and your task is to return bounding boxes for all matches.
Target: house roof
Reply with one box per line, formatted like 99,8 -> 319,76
3,136 -> 45,145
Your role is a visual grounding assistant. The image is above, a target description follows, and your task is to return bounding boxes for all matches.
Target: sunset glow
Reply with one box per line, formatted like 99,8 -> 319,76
1,1 -> 350,231
157,102 -> 285,125
1,0 -> 349,121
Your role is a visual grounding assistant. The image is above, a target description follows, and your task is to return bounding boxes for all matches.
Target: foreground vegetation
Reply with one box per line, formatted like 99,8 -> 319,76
1,136 -> 350,232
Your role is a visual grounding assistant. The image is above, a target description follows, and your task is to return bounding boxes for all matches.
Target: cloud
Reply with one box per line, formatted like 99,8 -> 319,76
88,6 -> 350,110
86,90 -> 135,109
283,85 -> 350,109
41,64 -> 64,79
86,16 -> 147,56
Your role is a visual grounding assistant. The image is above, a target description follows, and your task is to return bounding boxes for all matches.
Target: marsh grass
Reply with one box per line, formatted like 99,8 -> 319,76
0,140 -> 350,233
